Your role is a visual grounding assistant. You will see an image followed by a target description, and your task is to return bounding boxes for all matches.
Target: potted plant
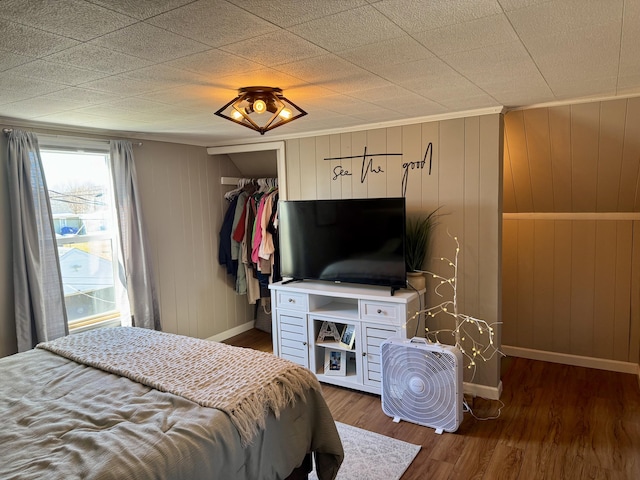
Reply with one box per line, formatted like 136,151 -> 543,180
405,208 -> 439,290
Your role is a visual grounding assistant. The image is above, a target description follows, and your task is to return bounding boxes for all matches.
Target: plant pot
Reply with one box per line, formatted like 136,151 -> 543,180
407,271 -> 426,291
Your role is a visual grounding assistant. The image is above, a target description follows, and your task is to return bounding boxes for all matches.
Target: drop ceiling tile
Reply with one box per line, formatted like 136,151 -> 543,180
32,110 -> 114,128
370,95 -> 447,115
0,19 -> 79,57
497,0 -> 550,12
148,0 -> 278,47
549,76 -> 617,100
373,56 -> 459,85
288,109 -> 343,123
166,50 -> 263,77
137,85 -> 230,109
309,72 -> 389,94
348,106 -> 407,122
617,75 -> 640,95
89,0 -> 195,20
492,90 -> 552,107
400,77 -> 490,104
215,67 -> 308,92
338,37 -> 434,70
44,44 -> 154,75
150,105 -> 210,119
349,84 -> 420,102
483,76 -> 553,104
40,87 -> 123,107
8,60 -> 109,86
439,94 -> 499,111
280,84 -> 338,102
442,41 -> 540,85
227,0 -> 369,28
276,54 -> 369,85
186,112 -> 238,128
372,0 -> 502,33
0,50 -> 33,72
0,97 -> 78,118
0,0 -> 136,41
78,99 -> 174,117
221,31 -> 326,67
75,107 -> 171,125
507,0 -> 623,42
89,23 -> 209,63
288,5 -> 406,52
79,76 -> 159,96
120,65 -> 209,91
0,72 -> 65,105
301,93 -> 363,112
327,101 -> 391,117
414,14 -> 517,56
525,24 -> 621,83
617,0 -> 640,77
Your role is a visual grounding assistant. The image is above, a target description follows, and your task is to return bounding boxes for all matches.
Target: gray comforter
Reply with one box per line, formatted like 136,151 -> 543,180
0,348 -> 343,480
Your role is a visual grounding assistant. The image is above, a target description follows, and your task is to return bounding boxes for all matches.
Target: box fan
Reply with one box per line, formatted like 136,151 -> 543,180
380,337 -> 463,434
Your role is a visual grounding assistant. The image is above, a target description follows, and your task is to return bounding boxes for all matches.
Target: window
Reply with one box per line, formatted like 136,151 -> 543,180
40,146 -> 129,331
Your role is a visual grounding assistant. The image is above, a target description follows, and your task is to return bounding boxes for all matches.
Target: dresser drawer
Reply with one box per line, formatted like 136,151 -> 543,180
360,301 -> 400,323
276,291 -> 308,311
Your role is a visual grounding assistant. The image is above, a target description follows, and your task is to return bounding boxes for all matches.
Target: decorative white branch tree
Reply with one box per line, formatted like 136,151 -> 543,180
414,234 -> 503,380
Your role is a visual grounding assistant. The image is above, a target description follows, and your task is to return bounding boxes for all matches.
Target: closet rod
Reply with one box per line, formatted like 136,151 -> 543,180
221,176 -> 278,186
221,177 -> 241,185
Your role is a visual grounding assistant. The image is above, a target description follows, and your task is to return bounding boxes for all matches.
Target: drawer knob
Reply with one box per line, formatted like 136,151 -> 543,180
288,298 -> 295,303
362,352 -> 367,357
302,341 -> 307,346
377,309 -> 382,314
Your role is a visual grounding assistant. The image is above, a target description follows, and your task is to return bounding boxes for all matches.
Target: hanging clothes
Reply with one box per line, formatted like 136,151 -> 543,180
243,195 -> 261,304
219,177 -> 280,303
218,194 -> 240,277
266,192 -> 281,283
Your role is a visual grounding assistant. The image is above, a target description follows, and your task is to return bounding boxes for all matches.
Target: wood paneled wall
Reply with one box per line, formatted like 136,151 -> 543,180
503,98 -> 640,366
134,142 -> 254,340
284,113 -> 503,389
504,98 -> 640,213
503,218 -> 639,363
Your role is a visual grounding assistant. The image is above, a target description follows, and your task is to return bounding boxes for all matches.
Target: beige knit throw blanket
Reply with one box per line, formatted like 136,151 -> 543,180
37,327 -> 320,445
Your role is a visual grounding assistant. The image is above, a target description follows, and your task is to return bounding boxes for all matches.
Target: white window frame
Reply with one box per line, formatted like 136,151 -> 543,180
39,136 -> 130,332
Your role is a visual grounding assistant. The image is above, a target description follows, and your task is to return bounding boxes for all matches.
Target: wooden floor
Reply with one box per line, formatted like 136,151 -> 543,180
225,329 -> 640,480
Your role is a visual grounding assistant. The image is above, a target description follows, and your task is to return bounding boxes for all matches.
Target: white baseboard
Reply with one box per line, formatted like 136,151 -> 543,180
502,345 -> 639,375
463,381 -> 503,400
206,321 -> 255,343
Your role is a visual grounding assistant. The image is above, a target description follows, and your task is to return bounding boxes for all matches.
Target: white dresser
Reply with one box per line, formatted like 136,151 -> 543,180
269,280 -> 423,395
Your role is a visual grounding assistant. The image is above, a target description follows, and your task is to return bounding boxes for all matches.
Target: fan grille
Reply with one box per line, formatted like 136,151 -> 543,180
381,341 -> 462,432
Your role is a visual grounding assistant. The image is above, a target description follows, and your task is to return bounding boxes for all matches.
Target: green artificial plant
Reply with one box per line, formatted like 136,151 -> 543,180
405,208 -> 439,272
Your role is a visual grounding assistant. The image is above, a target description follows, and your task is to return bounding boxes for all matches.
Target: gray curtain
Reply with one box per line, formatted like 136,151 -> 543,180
110,140 -> 161,330
6,129 -> 68,351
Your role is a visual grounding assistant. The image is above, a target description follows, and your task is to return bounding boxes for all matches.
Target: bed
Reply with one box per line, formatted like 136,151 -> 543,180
0,327 -> 343,480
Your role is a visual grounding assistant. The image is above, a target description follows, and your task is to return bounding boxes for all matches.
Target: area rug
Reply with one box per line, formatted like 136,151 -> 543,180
310,422 -> 421,480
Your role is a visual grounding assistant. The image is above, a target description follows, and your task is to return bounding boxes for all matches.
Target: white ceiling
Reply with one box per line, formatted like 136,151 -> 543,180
1,0 -> 639,147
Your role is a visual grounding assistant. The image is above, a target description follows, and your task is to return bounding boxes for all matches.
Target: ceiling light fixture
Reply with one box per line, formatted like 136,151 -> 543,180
214,86 -> 307,135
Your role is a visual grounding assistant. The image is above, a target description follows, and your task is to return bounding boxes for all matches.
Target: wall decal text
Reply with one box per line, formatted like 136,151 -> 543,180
324,143 -> 433,196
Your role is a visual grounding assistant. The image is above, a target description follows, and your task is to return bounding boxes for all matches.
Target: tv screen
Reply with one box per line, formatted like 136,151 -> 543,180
279,197 -> 406,291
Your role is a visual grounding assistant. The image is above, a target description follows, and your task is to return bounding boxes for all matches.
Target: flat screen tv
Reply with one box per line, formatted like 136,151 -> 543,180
279,197 -> 406,293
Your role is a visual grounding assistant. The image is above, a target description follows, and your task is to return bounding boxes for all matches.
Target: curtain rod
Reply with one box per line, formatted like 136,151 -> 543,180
2,128 -> 142,146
